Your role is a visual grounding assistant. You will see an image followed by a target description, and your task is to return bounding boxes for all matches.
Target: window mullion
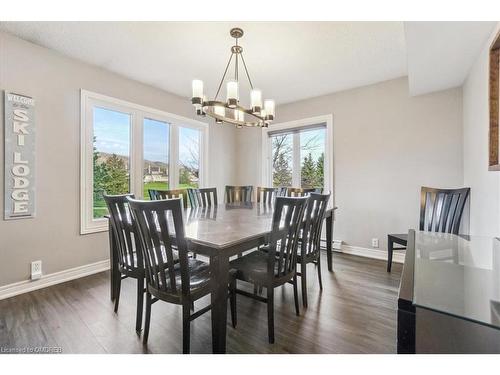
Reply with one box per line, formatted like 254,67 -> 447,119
170,124 -> 179,189
133,111 -> 144,198
292,133 -> 301,187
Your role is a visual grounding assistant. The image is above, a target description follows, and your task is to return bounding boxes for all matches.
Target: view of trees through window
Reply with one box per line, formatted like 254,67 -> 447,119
92,107 -> 131,218
143,118 -> 169,200
271,127 -> 325,189
179,127 -> 200,188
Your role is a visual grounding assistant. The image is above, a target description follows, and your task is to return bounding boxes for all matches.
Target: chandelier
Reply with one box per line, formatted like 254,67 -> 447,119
191,28 -> 275,128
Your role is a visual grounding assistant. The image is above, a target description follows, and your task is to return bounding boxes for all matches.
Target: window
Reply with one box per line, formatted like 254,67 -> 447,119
81,90 -> 208,234
262,116 -> 332,194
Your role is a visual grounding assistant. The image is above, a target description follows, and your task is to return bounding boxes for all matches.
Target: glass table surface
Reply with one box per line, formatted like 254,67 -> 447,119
413,231 -> 500,329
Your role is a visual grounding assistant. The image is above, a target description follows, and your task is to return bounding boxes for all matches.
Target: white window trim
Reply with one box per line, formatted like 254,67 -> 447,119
80,89 -> 209,235
261,114 -> 333,202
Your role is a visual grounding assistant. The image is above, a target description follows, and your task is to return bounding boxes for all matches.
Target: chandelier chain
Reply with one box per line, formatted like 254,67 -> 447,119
214,52 -> 234,100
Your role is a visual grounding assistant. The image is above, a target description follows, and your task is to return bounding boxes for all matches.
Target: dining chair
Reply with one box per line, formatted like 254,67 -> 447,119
277,187 -> 288,197
387,186 -> 470,272
103,193 -> 145,333
229,196 -> 308,344
297,192 -> 331,307
256,187 -> 278,205
225,185 -> 253,203
286,187 -> 317,197
127,197 -> 237,353
188,187 -> 218,208
148,188 -> 189,209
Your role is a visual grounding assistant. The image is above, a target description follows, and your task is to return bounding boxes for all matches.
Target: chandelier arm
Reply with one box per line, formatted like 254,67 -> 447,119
215,52 -> 234,100
240,53 -> 254,90
235,52 -> 239,81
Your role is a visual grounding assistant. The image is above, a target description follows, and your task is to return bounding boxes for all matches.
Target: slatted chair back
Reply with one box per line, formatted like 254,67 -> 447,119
419,187 -> 470,234
188,187 -> 218,208
256,187 -> 278,205
103,194 -> 143,273
148,188 -> 189,209
301,193 -> 331,259
128,197 -> 190,297
276,187 -> 288,197
266,196 -> 308,281
225,185 -> 253,203
286,187 -> 317,197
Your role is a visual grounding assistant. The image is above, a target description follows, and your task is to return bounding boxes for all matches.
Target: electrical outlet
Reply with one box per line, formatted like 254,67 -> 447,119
332,240 -> 342,250
31,260 -> 42,280
371,238 -> 379,248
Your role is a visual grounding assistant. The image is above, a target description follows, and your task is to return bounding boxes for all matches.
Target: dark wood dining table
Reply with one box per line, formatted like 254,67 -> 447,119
108,202 -> 336,353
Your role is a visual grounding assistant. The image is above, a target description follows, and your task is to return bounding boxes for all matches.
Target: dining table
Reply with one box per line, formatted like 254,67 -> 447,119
108,202 -> 336,354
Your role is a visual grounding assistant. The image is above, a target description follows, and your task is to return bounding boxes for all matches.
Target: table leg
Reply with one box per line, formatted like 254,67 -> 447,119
210,254 -> 229,354
387,236 -> 394,273
326,214 -> 333,272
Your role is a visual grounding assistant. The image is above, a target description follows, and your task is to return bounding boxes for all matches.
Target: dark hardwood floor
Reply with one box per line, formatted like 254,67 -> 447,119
0,253 -> 402,354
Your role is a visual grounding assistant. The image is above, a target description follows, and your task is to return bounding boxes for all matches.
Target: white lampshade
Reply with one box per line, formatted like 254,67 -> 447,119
192,80 -> 203,98
237,110 -> 245,122
226,80 -> 239,106
264,100 -> 275,118
250,89 -> 262,112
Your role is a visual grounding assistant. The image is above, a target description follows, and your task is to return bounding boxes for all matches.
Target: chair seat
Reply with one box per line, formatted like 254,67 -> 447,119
156,258 -> 210,292
230,251 -> 280,285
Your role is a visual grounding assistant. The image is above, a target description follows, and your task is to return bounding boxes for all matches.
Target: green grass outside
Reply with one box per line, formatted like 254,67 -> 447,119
93,181 -> 198,218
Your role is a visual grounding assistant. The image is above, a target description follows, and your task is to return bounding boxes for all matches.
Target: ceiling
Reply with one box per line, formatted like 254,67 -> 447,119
0,21 -> 496,104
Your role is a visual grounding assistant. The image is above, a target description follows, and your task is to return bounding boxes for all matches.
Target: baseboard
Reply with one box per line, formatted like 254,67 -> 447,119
0,259 -> 110,301
334,244 -> 405,264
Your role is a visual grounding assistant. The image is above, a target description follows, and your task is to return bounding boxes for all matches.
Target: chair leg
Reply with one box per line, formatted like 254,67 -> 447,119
387,236 -> 393,272
301,263 -> 308,308
317,256 -> 323,290
267,287 -> 275,344
293,275 -> 300,316
143,292 -> 152,345
114,275 -> 122,313
182,303 -> 191,354
136,278 -> 144,333
230,279 -> 237,328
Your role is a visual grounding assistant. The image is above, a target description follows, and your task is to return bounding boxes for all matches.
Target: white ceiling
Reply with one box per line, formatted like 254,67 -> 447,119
406,21 -> 496,96
0,21 -> 496,103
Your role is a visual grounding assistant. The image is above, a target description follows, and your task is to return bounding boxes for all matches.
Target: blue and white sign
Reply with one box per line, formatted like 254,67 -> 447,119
4,91 -> 35,220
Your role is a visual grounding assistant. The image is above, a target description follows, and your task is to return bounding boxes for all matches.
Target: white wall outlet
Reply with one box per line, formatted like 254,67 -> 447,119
31,260 -> 42,280
371,238 -> 379,248
332,240 -> 342,250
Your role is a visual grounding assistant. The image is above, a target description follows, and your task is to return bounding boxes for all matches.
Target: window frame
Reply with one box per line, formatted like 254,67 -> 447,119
261,115 -> 333,199
80,90 -> 209,234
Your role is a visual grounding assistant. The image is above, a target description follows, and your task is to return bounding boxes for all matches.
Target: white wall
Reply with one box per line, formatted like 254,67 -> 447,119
0,31 -> 237,287
236,77 -> 464,252
463,23 -> 500,237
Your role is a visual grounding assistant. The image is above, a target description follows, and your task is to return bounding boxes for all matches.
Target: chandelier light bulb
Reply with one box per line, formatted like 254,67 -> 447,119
192,79 -> 203,107
250,89 -> 262,114
227,80 -> 239,108
214,105 -> 225,123
264,100 -> 275,121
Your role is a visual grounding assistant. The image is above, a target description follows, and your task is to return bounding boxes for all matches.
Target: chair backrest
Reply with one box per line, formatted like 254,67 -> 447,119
419,186 -> 470,234
149,189 -> 189,209
301,193 -> 331,259
276,187 -> 288,197
256,187 -> 278,205
286,187 -> 316,197
128,197 -> 191,297
188,187 -> 218,208
225,185 -> 253,203
103,193 -> 143,273
266,196 -> 308,281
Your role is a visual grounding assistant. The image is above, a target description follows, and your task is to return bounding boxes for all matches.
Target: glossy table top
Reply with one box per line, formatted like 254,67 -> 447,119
413,231 -> 500,329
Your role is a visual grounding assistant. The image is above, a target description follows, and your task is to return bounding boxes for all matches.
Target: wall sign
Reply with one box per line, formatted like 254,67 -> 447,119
4,91 -> 35,220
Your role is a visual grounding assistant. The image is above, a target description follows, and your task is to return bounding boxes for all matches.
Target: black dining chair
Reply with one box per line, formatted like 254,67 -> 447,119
225,185 -> 253,203
148,188 -> 189,209
277,187 -> 288,197
256,187 -> 278,205
297,192 -> 330,307
286,187 -> 317,197
103,193 -> 145,333
229,196 -> 308,344
188,187 -> 218,208
387,186 -> 470,272
127,197 -> 236,354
